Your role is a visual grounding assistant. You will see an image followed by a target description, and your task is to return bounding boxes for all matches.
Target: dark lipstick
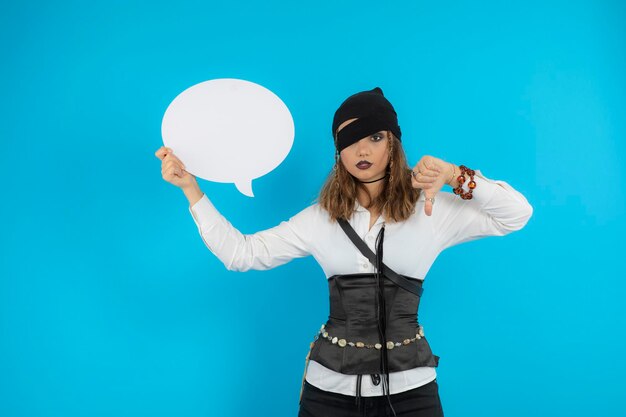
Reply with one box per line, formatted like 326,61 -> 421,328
356,160 -> 372,170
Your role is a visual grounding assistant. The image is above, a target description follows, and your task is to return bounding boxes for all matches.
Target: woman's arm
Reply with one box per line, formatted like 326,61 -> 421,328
429,169 -> 534,250
185,185 -> 313,272
183,181 -> 204,207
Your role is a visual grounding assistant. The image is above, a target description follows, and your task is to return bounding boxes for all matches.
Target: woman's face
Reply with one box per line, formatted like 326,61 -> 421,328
337,118 -> 390,183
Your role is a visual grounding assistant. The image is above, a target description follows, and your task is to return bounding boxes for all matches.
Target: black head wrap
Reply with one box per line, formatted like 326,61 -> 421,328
332,87 -> 402,153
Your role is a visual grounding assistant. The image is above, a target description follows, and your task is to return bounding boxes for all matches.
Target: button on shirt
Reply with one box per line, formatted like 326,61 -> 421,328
188,170 -> 533,397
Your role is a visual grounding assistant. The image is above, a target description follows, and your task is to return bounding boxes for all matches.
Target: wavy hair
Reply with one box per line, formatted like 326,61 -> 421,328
318,132 -> 421,222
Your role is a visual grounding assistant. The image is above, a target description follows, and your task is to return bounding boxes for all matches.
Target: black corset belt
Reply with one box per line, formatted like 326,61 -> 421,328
308,273 -> 439,411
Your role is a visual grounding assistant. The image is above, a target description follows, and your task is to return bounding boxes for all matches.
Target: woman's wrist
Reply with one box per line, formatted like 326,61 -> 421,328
183,183 -> 204,207
446,163 -> 460,188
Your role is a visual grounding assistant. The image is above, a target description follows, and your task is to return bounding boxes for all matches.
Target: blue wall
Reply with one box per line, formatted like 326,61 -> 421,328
1,1 -> 624,416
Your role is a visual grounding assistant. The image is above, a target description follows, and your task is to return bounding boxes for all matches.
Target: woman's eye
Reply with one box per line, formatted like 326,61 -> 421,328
371,134 -> 383,141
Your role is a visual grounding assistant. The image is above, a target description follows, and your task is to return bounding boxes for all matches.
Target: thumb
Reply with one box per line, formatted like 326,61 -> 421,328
424,190 -> 434,216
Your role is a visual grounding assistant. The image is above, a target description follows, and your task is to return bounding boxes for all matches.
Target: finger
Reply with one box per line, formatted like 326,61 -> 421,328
163,166 -> 175,181
163,160 -> 184,176
422,168 -> 440,177
411,174 -> 431,189
155,147 -> 174,160
421,165 -> 441,175
162,154 -> 176,169
417,162 -> 439,176
423,191 -> 434,216
425,202 -> 433,216
414,181 -> 434,189
423,157 -> 441,172
167,166 -> 183,178
155,147 -> 167,160
167,153 -> 186,170
162,152 -> 186,171
412,174 -> 438,189
412,167 -> 432,178
424,161 -> 439,172
413,172 -> 438,182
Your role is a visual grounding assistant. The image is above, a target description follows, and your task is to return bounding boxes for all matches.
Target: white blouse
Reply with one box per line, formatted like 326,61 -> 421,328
188,170 -> 533,397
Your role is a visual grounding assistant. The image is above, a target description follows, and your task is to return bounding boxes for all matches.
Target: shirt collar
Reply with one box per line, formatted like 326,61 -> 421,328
354,200 -> 368,212
353,201 -> 386,227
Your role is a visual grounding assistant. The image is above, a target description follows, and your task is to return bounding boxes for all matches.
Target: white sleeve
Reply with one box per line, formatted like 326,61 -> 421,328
430,170 -> 534,250
188,194 -> 312,272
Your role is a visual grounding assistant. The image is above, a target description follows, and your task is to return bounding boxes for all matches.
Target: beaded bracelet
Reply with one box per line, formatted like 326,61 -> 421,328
453,164 -> 477,200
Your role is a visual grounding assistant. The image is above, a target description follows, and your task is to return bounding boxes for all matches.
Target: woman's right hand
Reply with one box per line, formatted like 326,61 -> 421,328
155,146 -> 197,190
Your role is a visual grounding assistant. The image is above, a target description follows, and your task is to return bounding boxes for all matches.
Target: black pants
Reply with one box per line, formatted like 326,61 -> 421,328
298,379 -> 444,417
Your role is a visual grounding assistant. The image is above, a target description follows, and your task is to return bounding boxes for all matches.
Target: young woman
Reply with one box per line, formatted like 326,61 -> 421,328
155,87 -> 533,417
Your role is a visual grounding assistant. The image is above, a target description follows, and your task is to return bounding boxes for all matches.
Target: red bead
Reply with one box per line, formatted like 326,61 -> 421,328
468,180 -> 476,189
457,175 -> 465,183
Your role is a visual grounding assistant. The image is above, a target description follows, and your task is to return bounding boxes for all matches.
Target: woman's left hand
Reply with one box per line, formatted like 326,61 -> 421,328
411,155 -> 455,216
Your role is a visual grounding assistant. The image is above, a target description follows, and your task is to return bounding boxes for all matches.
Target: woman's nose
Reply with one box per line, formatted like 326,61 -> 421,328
356,139 -> 370,156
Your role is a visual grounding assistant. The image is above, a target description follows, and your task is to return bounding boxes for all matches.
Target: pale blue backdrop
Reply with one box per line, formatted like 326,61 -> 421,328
1,1 -> 624,416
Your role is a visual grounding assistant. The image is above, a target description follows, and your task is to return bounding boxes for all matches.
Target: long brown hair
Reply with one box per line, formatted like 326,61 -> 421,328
318,132 -> 421,222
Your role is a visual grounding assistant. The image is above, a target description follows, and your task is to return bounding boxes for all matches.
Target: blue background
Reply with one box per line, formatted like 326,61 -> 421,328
1,1 -> 624,416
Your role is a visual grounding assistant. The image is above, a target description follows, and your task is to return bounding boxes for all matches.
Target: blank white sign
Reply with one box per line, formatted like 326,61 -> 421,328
161,78 -> 294,197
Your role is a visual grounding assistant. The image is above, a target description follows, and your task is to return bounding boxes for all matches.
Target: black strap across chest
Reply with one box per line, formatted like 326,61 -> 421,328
337,218 -> 423,297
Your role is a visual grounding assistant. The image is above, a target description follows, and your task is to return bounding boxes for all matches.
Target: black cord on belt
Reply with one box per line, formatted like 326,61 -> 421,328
355,374 -> 363,410
374,225 -> 397,417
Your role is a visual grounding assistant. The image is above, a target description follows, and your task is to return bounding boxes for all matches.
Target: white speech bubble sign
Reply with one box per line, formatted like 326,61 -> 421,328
161,78 -> 294,197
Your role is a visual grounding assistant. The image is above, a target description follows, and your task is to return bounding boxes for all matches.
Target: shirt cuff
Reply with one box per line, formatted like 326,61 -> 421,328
188,193 -> 222,229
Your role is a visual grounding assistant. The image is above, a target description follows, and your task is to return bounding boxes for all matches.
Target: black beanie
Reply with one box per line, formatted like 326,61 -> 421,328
331,87 -> 402,152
